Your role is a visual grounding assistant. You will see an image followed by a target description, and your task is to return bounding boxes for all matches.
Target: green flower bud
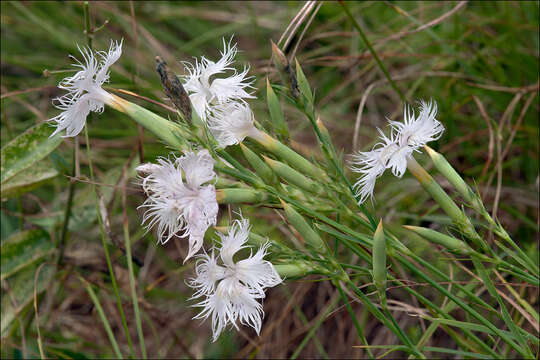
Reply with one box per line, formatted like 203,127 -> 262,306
372,220 -> 387,292
215,188 -> 266,204
250,130 -> 325,180
108,94 -> 185,149
263,155 -> 320,194
274,262 -> 311,278
403,225 -> 472,255
239,143 -> 276,184
424,145 -> 485,213
280,199 -> 326,252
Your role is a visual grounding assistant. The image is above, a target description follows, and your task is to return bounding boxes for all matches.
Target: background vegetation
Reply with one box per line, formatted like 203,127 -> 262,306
1,1 -> 538,358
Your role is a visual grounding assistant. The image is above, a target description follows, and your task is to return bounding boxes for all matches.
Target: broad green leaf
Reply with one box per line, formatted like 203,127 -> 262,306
266,78 -> 289,139
0,122 -> 62,184
1,228 -> 54,280
1,263 -> 55,337
1,208 -> 19,243
26,165 -> 124,233
1,158 -> 59,198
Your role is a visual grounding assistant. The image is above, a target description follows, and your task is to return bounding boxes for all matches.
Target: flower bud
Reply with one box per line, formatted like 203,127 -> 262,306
372,220 -> 387,292
215,188 -> 266,204
274,262 -> 311,278
239,143 -> 276,184
424,145 -> 485,213
280,199 -> 326,252
250,130 -> 325,180
403,225 -> 473,255
263,155 -> 320,194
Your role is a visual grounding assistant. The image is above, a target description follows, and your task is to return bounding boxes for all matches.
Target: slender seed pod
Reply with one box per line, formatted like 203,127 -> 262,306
263,155 -> 320,194
215,188 -> 266,204
280,199 -> 326,253
406,157 -> 486,251
249,129 -> 326,180
404,225 -> 473,255
239,143 -> 276,184
315,117 -> 333,148
372,220 -> 387,297
107,94 -> 185,148
274,263 -> 311,278
316,117 -> 338,159
424,145 -> 485,213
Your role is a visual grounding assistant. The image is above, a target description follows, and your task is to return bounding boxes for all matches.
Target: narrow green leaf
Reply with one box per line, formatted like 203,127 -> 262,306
1,229 -> 54,280
471,257 -> 533,358
82,278 -> 123,359
0,122 -> 62,184
422,316 -> 538,345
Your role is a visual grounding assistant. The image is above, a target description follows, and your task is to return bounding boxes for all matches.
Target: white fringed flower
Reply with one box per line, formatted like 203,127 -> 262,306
188,217 -> 282,342
389,99 -> 444,149
137,150 -> 218,261
181,37 -> 255,121
207,102 -> 259,148
350,100 -> 444,203
49,40 -> 123,137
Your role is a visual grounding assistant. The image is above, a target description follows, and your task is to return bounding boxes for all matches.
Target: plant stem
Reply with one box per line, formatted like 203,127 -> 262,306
82,278 -> 123,359
83,125 -> 135,357
339,1 -> 405,102
123,209 -> 147,359
57,146 -> 76,266
407,157 -> 488,252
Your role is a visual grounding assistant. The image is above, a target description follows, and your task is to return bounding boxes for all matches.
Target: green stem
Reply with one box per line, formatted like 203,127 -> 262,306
344,277 -> 425,358
401,253 -> 525,355
123,214 -> 147,359
57,146 -> 76,266
84,125 -> 135,357
407,157 -> 488,252
335,284 -> 374,359
339,1 -> 405,102
290,296 -> 339,359
83,1 -> 92,48
82,278 -> 122,358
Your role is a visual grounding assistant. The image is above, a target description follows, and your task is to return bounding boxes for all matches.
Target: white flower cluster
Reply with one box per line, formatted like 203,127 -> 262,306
188,217 -> 282,341
351,100 -> 444,203
49,40 -> 122,137
137,150 -> 218,262
50,37 -> 283,343
181,38 -> 258,148
136,150 -> 282,340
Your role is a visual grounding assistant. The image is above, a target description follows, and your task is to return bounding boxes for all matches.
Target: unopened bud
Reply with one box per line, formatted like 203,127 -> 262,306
404,225 -> 472,255
280,199 -> 326,252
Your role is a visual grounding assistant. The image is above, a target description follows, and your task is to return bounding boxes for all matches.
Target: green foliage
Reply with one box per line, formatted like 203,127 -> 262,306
1,229 -> 53,280
1,263 -> 55,337
0,122 -> 62,186
1,1 -> 538,359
